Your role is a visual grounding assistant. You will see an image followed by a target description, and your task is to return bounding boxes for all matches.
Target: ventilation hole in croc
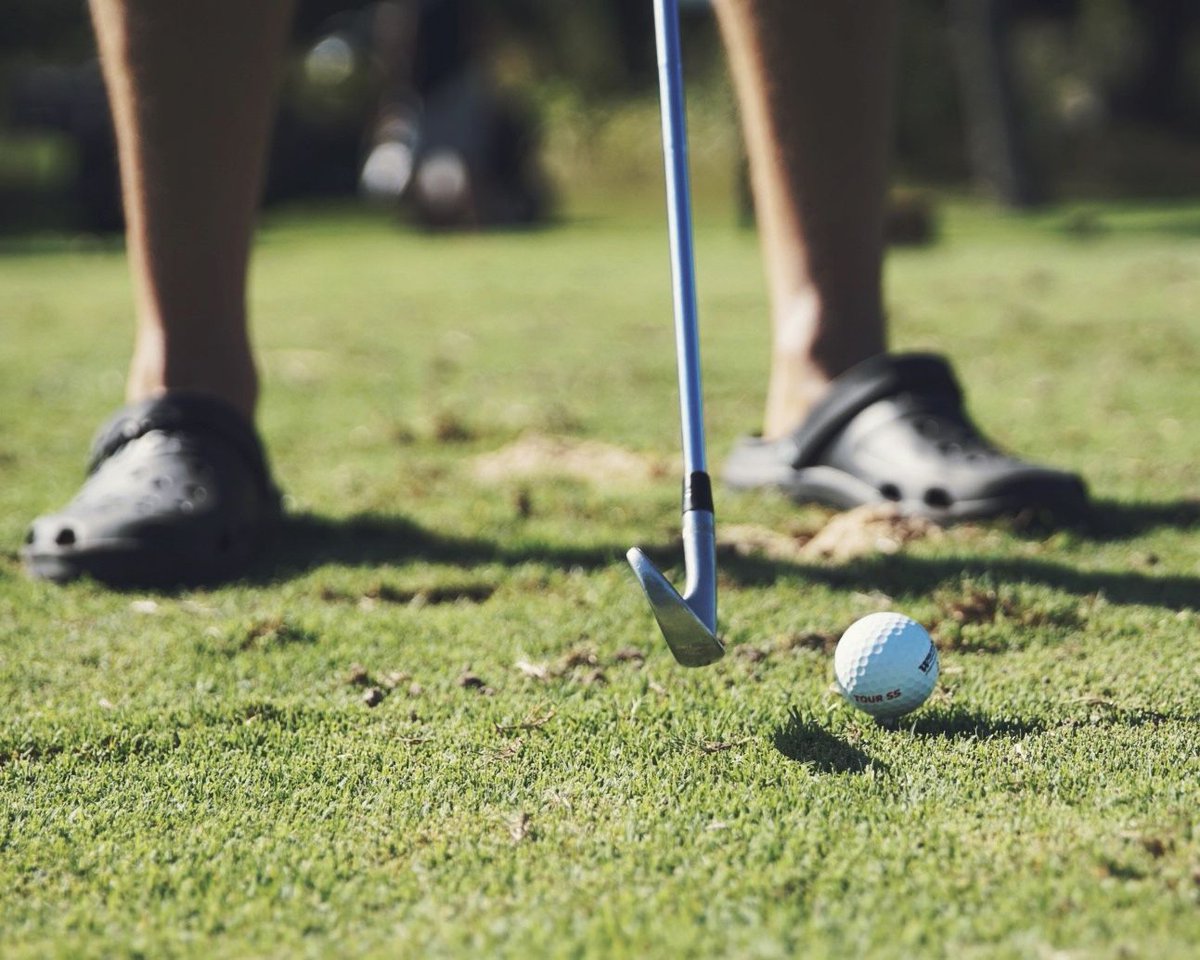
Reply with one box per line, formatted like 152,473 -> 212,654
55,527 -> 77,547
176,499 -> 195,515
924,488 -> 953,509
938,441 -> 963,456
915,418 -> 939,438
184,483 -> 208,503
152,475 -> 170,490
879,483 -> 902,502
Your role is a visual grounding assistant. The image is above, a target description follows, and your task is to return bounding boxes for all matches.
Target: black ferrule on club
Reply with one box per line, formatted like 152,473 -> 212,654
682,470 -> 714,515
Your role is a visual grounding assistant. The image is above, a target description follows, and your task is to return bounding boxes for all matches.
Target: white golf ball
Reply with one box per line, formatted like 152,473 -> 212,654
834,612 -> 939,721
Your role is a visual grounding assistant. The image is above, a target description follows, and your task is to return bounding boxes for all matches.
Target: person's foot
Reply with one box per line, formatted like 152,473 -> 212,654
723,353 -> 1088,522
23,392 -> 281,587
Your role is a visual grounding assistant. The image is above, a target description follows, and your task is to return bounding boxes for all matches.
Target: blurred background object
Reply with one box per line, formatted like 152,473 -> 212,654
3,0 -> 552,233
1,0 -> 1199,234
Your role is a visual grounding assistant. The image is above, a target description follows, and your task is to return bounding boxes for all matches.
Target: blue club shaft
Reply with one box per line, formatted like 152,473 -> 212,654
652,0 -> 708,480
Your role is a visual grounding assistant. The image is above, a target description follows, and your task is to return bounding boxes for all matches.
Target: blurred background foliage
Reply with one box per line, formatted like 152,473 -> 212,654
1,0 -> 1199,233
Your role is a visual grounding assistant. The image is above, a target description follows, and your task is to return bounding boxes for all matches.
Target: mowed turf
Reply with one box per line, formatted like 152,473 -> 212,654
1,195 -> 1199,959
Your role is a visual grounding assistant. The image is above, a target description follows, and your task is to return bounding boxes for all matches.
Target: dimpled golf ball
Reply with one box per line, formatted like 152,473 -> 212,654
834,612 -> 939,721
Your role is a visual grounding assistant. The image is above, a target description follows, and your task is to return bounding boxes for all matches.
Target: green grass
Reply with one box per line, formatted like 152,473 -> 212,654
2,194 -> 1199,959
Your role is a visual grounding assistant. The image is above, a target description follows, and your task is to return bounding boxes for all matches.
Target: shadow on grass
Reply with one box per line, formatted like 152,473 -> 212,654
808,554 -> 1199,612
953,498 -> 1200,544
771,711 -> 885,774
254,510 -> 1200,612
904,707 -> 1044,740
1081,498 -> 1200,542
264,512 -> 619,579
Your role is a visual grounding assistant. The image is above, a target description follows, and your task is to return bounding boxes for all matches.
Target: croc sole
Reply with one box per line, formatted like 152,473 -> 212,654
23,392 -> 281,588
766,464 -> 1087,523
723,353 -> 1089,523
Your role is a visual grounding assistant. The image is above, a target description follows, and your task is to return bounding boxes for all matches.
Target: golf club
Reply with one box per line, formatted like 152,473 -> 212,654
626,0 -> 724,668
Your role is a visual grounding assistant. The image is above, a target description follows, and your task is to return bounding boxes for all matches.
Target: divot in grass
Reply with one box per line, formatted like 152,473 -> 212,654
720,504 -> 943,565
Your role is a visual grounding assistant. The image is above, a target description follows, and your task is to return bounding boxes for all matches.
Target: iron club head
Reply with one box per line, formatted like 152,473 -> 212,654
627,509 -> 723,667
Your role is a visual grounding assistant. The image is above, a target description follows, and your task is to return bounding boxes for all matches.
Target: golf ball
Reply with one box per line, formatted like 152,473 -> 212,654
834,612 -> 939,721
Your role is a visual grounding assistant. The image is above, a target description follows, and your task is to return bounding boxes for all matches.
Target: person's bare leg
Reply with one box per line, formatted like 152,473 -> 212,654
714,0 -> 895,438
89,0 -> 295,419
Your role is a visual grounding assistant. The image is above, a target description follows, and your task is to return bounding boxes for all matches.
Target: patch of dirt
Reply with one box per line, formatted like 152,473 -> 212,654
777,632 -> 840,655
512,645 -> 644,685
361,687 -> 385,708
802,505 -> 943,561
471,432 -> 668,486
456,669 -> 495,696
718,524 -> 812,562
937,585 -> 1009,626
513,487 -> 533,518
235,617 -> 318,652
720,505 -> 942,564
507,811 -> 533,843
428,411 -> 475,443
320,581 -> 495,608
930,582 -> 1084,652
558,647 -> 599,670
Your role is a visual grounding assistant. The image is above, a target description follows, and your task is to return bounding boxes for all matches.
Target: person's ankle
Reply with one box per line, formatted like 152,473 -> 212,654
127,374 -> 258,420
126,368 -> 258,421
761,348 -> 887,440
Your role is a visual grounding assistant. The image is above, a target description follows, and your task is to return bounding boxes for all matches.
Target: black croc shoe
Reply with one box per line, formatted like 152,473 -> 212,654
23,393 -> 281,587
723,353 -> 1088,522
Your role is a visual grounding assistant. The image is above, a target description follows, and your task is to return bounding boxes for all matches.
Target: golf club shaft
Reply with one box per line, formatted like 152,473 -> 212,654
653,0 -> 707,478
625,0 -> 720,659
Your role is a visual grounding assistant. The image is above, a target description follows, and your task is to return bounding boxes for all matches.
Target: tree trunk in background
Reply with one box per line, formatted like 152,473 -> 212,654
948,0 -> 1044,207
1127,0 -> 1194,127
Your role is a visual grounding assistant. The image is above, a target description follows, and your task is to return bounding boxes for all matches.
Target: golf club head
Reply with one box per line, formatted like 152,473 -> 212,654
626,548 -> 723,667
627,510 -> 723,667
